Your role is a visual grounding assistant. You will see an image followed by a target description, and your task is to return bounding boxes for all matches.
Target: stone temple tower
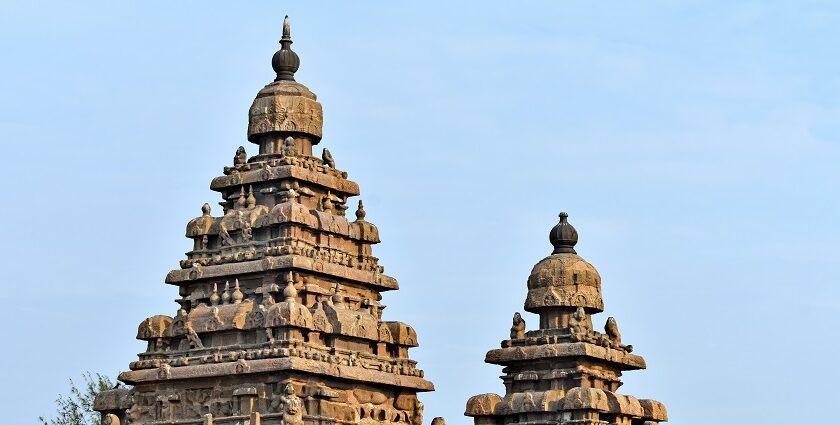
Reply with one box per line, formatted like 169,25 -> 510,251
465,213 -> 667,425
94,17 -> 433,425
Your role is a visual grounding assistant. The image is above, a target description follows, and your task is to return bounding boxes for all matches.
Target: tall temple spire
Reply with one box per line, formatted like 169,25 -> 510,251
95,17 -> 433,425
465,212 -> 668,425
272,15 -> 300,81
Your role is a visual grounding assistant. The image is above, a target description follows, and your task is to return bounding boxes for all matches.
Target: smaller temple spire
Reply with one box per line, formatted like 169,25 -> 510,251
272,15 -> 301,81
549,212 -> 578,254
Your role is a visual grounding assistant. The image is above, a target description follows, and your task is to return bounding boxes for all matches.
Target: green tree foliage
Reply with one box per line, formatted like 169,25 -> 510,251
39,372 -> 113,425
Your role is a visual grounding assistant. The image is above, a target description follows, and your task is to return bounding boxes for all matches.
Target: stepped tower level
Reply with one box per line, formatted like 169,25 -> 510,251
94,17 -> 433,425
465,214 -> 667,425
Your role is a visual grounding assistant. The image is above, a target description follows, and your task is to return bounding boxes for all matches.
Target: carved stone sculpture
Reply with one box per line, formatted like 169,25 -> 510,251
234,146 -> 247,166
568,306 -> 591,340
183,321 -> 203,349
282,136 -> 296,157
510,312 -> 525,339
605,316 -> 622,345
322,148 -> 335,168
273,383 -> 303,425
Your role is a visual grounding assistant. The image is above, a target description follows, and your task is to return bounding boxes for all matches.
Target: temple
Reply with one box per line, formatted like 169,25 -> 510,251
464,213 -> 668,425
94,17 -> 433,425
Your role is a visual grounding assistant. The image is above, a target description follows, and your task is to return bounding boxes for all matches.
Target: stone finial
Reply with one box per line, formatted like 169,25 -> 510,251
232,279 -> 244,304
201,203 -> 211,216
234,146 -> 247,166
272,15 -> 300,81
322,148 -> 335,168
247,186 -> 257,208
237,186 -> 247,209
282,272 -> 297,301
605,317 -> 622,345
510,312 -> 526,339
431,418 -> 446,425
210,282 -> 220,306
550,212 -> 578,254
355,200 -> 366,221
331,282 -> 343,305
221,281 -> 231,305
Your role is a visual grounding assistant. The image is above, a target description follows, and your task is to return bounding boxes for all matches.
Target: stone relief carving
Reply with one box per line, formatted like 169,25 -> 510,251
270,383 -> 304,425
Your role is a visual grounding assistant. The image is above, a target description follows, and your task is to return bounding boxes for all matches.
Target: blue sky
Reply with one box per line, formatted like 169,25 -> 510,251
2,1 -> 839,424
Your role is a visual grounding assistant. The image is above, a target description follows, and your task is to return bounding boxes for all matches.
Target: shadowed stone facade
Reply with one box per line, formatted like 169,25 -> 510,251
94,17 -> 433,425
465,213 -> 667,425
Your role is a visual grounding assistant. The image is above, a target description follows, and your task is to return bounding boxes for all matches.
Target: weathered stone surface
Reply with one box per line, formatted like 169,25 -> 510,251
465,213 -> 667,425
248,81 -> 323,141
95,17 -> 433,425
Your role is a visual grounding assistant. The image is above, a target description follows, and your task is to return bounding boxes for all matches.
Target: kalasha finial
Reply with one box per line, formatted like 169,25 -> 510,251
272,15 -> 300,81
355,200 -> 366,221
282,272 -> 297,301
549,212 -> 578,254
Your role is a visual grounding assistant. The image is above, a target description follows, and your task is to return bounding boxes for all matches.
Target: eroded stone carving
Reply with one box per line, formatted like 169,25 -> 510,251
510,312 -> 525,339
184,321 -> 203,349
322,148 -> 335,168
271,383 -> 304,425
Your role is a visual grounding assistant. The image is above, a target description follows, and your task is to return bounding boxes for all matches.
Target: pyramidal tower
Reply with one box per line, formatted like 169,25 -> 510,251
94,17 -> 433,425
465,213 -> 667,425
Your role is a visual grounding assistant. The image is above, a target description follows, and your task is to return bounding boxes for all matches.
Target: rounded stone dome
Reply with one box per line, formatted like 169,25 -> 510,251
248,80 -> 323,142
524,213 -> 604,313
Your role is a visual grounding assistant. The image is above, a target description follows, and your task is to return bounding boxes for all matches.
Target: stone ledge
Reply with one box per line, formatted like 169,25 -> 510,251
118,356 -> 434,391
165,255 -> 399,290
484,342 -> 646,370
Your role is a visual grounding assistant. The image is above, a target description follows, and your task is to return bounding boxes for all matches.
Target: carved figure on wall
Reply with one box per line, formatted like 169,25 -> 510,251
207,307 -> 223,331
510,312 -> 526,339
265,326 -> 275,344
219,223 -> 235,246
282,136 -> 296,157
241,220 -> 253,243
184,321 -> 204,349
569,307 -> 591,341
154,337 -> 169,352
322,148 -> 335,168
271,383 -> 303,425
234,146 -> 247,166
